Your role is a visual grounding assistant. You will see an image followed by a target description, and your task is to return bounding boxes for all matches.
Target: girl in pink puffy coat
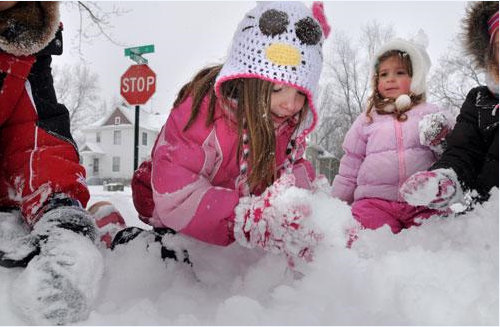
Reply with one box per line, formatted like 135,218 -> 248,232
332,35 -> 453,234
124,2 -> 331,264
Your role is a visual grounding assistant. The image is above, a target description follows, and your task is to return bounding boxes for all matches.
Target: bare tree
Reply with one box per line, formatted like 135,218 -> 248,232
53,63 -> 106,137
61,2 -> 129,56
428,35 -> 482,113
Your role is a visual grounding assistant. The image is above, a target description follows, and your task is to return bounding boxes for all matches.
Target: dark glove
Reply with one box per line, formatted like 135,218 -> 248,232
33,205 -> 98,242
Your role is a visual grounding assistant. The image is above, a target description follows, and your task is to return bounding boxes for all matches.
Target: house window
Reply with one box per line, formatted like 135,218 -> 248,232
112,156 -> 120,172
113,130 -> 121,145
142,132 -> 147,146
115,116 -> 121,125
93,158 -> 99,174
96,132 -> 101,143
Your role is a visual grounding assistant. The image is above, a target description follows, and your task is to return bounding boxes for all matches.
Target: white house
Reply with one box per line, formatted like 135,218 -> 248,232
80,104 -> 165,184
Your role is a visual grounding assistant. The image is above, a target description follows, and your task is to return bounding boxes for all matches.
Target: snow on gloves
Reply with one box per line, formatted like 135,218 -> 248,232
12,206 -> 104,325
234,174 -> 323,263
419,112 -> 452,155
400,168 -> 463,210
0,211 -> 39,268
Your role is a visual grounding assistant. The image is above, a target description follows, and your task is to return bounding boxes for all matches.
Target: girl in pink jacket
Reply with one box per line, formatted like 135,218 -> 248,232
124,2 -> 331,263
332,35 -> 452,234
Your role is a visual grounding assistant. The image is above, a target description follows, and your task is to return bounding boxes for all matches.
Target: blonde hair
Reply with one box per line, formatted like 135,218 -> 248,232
366,50 -> 425,123
173,65 -> 307,193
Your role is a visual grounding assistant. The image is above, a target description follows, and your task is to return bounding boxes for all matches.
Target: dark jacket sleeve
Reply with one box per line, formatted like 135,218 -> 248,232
431,87 -> 498,196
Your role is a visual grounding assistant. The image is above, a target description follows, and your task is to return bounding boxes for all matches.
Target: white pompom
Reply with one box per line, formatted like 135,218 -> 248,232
395,94 -> 411,110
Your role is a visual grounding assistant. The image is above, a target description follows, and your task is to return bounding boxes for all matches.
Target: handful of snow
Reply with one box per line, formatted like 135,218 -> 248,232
234,174 -> 357,264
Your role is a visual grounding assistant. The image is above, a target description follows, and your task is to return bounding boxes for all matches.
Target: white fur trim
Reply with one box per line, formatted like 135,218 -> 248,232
373,32 -> 431,96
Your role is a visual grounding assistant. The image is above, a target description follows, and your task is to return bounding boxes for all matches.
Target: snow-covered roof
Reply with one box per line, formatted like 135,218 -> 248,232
86,104 -> 166,132
80,142 -> 105,154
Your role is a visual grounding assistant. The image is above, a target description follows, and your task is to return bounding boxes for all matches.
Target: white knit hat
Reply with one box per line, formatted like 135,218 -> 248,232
214,1 -> 329,143
373,30 -> 431,96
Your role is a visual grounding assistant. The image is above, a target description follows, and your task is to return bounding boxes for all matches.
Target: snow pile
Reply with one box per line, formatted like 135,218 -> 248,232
0,187 -> 498,325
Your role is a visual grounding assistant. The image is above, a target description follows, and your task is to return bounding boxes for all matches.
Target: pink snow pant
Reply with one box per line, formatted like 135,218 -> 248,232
351,198 -> 444,234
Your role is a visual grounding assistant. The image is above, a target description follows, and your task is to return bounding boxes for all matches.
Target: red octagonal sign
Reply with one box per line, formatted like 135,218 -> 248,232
120,64 -> 156,105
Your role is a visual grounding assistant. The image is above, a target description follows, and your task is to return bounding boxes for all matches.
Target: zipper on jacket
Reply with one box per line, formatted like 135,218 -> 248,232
394,118 -> 406,202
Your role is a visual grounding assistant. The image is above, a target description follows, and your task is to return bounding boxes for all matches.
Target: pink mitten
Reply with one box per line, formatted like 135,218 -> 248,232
234,174 -> 322,262
400,168 -> 463,209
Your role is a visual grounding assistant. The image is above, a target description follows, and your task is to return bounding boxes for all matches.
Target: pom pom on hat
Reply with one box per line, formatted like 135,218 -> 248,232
395,94 -> 412,111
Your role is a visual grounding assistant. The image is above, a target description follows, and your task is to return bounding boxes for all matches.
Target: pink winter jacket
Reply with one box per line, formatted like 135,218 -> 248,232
332,102 -> 447,204
144,96 -> 315,246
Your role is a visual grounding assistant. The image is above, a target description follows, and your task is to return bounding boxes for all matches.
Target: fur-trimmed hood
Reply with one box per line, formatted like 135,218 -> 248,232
0,1 -> 60,56
463,1 -> 499,69
372,31 -> 431,97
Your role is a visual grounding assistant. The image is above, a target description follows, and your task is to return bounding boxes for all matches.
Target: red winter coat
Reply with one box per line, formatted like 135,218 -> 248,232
0,3 -> 89,225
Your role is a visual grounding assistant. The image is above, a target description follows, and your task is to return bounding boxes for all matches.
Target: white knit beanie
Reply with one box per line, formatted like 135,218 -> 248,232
214,1 -> 330,143
373,30 -> 431,96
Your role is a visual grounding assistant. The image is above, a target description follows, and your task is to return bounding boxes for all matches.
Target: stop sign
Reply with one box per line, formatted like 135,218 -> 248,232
120,64 -> 156,105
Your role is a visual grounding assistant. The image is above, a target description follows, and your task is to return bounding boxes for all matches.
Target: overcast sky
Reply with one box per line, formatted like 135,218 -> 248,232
54,1 -> 468,116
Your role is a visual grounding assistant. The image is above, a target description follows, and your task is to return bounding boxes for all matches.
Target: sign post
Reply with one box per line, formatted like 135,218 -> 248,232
121,45 -> 156,171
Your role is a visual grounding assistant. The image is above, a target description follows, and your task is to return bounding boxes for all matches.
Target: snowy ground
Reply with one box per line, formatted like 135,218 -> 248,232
1,185 -> 498,325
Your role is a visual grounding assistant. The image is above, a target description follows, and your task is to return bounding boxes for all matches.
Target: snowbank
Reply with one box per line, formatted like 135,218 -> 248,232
1,187 -> 498,325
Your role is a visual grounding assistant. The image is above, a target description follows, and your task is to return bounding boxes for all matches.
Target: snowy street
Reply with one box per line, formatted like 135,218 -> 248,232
1,186 -> 497,325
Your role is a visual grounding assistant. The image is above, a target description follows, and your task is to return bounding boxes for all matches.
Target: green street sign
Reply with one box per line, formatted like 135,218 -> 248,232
124,44 -> 155,56
130,53 -> 148,65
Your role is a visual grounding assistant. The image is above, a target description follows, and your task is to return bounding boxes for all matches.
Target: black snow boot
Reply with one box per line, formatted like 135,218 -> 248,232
111,226 -> 191,265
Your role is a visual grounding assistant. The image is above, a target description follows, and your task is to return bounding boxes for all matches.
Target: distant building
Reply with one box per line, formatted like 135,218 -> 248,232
305,144 -> 339,184
80,104 -> 165,184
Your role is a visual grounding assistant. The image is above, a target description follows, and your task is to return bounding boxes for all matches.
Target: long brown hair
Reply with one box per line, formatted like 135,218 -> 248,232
366,50 -> 425,123
172,65 -> 306,192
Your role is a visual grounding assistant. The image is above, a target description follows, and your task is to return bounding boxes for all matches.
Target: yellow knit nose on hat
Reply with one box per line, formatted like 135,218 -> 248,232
265,43 -> 301,66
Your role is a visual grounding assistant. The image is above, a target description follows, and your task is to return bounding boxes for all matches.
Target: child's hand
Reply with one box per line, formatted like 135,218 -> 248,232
400,168 -> 463,209
419,112 -> 452,155
131,160 -> 155,223
234,174 -> 323,263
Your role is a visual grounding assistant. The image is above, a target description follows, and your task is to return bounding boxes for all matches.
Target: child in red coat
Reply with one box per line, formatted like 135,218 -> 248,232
0,2 -> 105,325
